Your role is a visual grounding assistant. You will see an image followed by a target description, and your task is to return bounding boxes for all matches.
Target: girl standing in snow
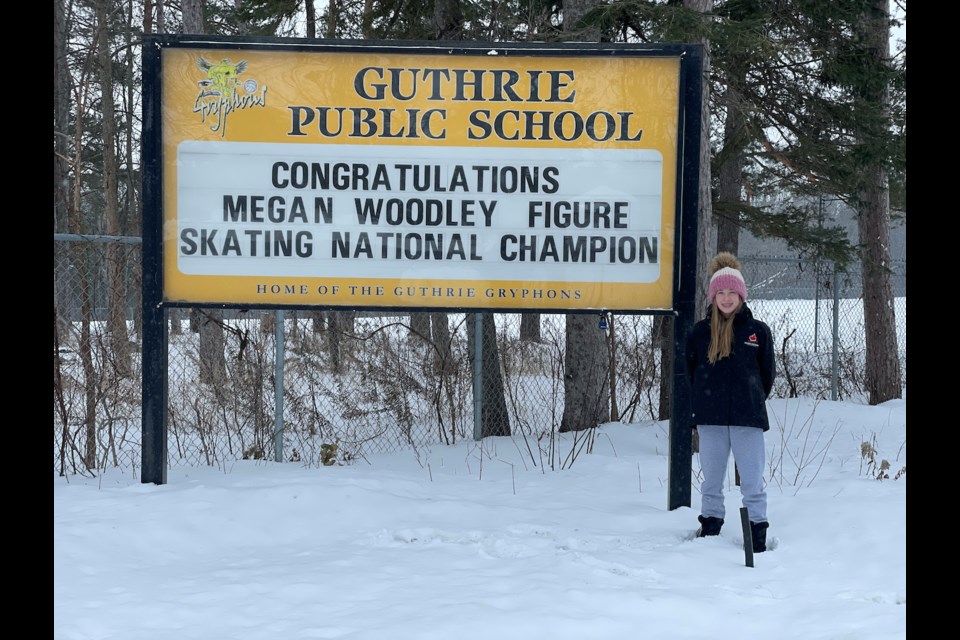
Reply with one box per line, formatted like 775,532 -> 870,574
685,252 -> 776,552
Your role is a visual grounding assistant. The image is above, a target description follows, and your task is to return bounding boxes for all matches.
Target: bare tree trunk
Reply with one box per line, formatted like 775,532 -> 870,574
68,66 -> 98,469
54,306 -> 69,475
562,0 -> 600,41
715,64 -> 747,255
655,315 -> 672,420
198,310 -> 226,384
182,0 -> 203,32
468,314 -> 511,437
327,311 -> 343,373
95,0 -> 132,378
78,246 -> 97,470
409,313 -> 431,339
856,1 -> 901,405
431,311 -> 453,377
305,0 -> 316,38
54,0 -> 74,348
261,311 -> 275,336
340,310 -> 355,335
145,0 -> 153,33
169,308 -> 183,335
432,310 -> 457,442
54,0 -> 71,235
519,314 -> 541,342
288,310 -> 298,341
685,0 -> 715,322
325,310 -> 356,373
561,314 -> 610,432
124,0 -> 142,340
858,179 -> 900,404
359,0 -> 370,38
325,0 -> 340,38
434,0 -> 462,38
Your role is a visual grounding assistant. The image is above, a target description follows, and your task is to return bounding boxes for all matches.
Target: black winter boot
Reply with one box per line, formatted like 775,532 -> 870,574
696,515 -> 724,537
750,521 -> 769,553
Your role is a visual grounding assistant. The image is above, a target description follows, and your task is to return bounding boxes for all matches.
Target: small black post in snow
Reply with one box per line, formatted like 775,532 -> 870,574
740,507 -> 754,568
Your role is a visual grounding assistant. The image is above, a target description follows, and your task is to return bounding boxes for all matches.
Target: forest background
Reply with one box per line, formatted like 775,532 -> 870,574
52,0 -> 906,475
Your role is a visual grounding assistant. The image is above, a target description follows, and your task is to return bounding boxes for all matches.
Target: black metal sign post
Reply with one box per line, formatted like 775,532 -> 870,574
141,36 -> 168,485
667,44 -> 703,511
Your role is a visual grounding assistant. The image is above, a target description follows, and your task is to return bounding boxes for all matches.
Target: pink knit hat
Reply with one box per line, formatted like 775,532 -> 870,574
708,267 -> 748,302
707,252 -> 747,303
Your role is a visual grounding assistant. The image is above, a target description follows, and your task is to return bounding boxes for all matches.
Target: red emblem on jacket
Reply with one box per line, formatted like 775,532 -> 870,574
748,333 -> 758,343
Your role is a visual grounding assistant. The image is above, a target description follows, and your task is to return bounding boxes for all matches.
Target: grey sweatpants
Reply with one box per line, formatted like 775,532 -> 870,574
697,425 -> 767,523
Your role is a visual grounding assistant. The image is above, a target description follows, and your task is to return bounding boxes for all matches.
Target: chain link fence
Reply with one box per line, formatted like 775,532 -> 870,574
54,235 -> 906,476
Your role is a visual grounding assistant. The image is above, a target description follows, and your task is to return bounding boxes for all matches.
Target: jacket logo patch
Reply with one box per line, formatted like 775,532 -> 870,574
744,333 -> 759,347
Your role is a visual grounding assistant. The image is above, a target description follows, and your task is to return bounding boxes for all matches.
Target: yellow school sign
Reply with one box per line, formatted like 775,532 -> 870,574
149,38 -> 695,312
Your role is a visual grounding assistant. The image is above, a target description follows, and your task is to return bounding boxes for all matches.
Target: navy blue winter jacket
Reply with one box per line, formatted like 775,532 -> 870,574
685,303 -> 776,431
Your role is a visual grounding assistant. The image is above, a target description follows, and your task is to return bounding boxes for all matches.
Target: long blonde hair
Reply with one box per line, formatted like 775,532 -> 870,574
707,302 -> 740,363
706,252 -> 744,364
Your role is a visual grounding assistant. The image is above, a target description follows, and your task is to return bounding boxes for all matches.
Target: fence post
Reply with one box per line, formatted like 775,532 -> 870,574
274,309 -> 285,462
831,265 -> 840,401
814,260 -> 821,353
472,312 -> 483,441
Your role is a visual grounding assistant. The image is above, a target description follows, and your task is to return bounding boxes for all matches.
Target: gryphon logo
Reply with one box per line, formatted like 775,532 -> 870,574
193,57 -> 267,137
